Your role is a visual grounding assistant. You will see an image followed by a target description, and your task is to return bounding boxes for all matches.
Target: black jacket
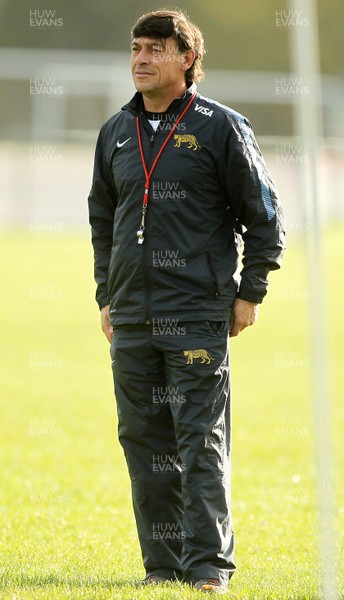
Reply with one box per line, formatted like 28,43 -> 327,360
88,84 -> 285,325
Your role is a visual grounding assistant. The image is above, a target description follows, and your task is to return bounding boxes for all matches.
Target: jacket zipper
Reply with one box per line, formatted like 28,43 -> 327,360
206,251 -> 220,301
143,130 -> 157,324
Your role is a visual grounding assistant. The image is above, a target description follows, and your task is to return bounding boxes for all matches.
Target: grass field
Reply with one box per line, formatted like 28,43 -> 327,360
0,227 -> 343,599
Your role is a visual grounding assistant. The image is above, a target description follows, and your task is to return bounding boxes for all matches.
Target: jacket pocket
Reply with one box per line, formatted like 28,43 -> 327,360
207,320 -> 228,336
205,251 -> 220,301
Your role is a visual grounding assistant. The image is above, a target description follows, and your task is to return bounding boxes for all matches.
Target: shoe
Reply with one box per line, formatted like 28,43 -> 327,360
138,574 -> 168,586
194,578 -> 228,594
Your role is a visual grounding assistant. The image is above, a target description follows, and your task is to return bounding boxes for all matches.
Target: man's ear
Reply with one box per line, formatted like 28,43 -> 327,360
181,49 -> 196,71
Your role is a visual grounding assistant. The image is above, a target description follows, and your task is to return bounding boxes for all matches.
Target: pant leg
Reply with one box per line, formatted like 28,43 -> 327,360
157,321 -> 235,585
110,325 -> 183,580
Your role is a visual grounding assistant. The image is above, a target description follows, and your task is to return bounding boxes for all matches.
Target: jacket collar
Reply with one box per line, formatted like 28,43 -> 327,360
122,83 -> 197,117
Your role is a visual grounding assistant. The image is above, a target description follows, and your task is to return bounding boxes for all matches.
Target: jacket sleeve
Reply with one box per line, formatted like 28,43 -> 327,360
223,114 -> 286,304
88,126 -> 117,309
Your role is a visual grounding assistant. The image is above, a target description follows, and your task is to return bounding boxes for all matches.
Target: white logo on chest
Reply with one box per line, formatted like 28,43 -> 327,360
194,104 -> 213,117
116,137 -> 131,148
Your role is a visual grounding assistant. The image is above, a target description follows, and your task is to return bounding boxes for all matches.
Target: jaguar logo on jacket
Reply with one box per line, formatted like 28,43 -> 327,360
174,134 -> 201,151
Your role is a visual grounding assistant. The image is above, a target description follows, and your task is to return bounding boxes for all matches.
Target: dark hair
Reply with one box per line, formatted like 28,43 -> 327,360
131,9 -> 205,86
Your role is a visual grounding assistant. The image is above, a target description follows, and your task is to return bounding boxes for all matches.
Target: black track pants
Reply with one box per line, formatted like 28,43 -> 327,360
110,320 -> 235,585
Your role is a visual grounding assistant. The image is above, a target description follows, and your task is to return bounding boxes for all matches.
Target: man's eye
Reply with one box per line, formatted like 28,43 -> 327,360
152,46 -> 163,52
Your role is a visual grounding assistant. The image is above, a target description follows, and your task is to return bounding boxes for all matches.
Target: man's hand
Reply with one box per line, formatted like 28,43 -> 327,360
229,298 -> 258,337
101,304 -> 114,343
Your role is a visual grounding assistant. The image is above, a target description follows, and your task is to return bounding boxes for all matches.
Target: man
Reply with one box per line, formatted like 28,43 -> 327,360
88,9 -> 285,595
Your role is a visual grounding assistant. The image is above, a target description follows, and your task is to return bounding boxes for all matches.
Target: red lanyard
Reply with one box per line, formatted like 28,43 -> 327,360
136,92 -> 196,244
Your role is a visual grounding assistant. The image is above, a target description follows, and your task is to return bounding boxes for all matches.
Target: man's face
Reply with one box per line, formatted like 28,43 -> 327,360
131,37 -> 186,97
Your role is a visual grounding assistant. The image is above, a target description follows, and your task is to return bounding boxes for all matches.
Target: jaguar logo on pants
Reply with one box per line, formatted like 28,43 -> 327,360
183,349 -> 214,365
174,134 -> 201,151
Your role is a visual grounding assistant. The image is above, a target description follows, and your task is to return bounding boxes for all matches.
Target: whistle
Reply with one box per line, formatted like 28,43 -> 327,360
137,229 -> 144,244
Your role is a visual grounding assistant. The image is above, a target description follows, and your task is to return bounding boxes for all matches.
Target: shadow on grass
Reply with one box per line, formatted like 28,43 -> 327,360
1,574 -> 194,591
1,574 -> 140,589
0,575 -> 330,600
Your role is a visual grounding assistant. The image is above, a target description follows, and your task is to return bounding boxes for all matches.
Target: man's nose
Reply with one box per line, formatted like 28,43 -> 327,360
135,48 -> 149,64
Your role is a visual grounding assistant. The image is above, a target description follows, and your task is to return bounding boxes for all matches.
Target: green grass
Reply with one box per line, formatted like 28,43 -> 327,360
0,227 -> 343,599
